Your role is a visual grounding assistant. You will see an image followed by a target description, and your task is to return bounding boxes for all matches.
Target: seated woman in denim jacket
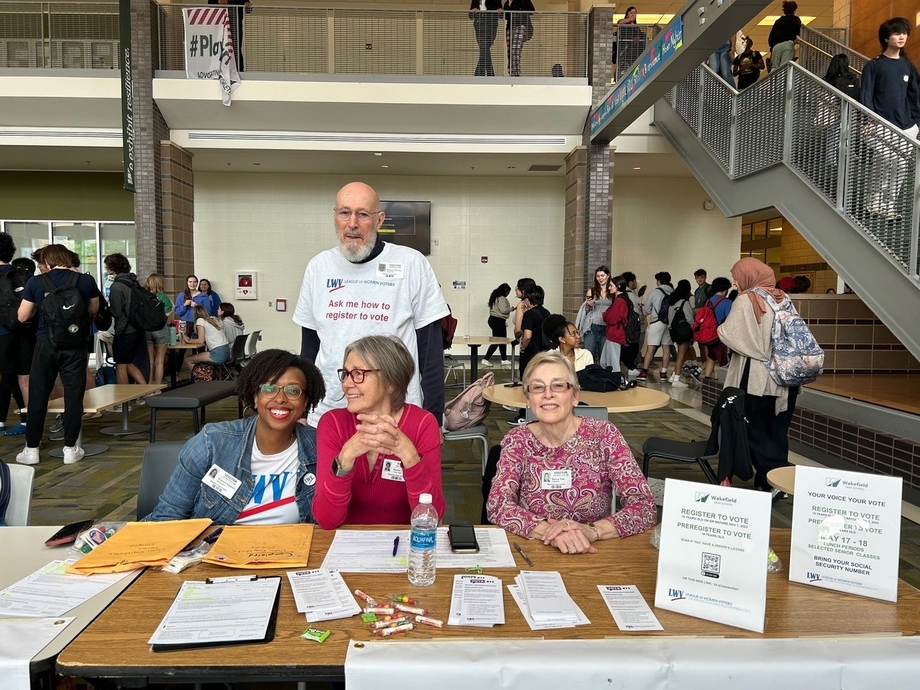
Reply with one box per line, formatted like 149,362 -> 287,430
146,349 -> 326,524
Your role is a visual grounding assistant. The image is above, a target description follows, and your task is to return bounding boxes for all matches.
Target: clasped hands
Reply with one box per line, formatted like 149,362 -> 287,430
337,413 -> 420,473
539,517 -> 597,555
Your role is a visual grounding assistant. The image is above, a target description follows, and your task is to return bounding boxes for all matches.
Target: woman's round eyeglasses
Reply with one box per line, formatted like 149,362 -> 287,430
337,368 -> 381,384
524,382 -> 573,394
259,383 -> 305,399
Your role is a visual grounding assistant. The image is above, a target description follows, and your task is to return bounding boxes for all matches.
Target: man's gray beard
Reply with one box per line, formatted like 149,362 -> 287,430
339,229 -> 378,263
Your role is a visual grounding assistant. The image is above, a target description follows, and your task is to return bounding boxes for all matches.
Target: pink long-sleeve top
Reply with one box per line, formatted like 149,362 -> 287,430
313,404 -> 445,529
486,417 -> 656,538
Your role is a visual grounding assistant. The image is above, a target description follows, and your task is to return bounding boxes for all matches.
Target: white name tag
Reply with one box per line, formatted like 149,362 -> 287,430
202,464 -> 243,499
381,458 -> 405,482
541,469 -> 572,490
376,262 -> 404,280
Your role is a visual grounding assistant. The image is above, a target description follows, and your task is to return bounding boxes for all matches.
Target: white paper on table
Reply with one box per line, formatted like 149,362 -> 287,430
0,560 -> 136,618
508,584 -> 590,630
788,466 -> 902,602
147,578 -> 280,646
435,527 -> 516,568
0,616 -> 74,690
304,571 -> 360,623
447,574 -> 504,627
517,570 -> 577,623
287,569 -> 344,614
597,585 -> 663,631
320,530 -> 409,573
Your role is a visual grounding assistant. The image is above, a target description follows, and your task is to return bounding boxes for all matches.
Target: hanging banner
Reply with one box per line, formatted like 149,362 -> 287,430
655,479 -> 772,633
118,0 -> 134,192
182,7 -> 241,106
789,465 -> 902,602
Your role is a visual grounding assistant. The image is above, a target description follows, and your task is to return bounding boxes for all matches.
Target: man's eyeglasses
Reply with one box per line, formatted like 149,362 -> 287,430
524,382 -> 573,394
335,208 -> 381,223
337,368 -> 381,384
259,383 -> 305,399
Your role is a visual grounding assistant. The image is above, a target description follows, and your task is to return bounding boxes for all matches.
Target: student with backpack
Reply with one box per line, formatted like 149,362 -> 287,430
15,244 -> 100,466
601,276 -> 630,371
693,276 -> 732,380
666,280 -> 695,389
0,234 -> 33,437
636,272 -> 673,384
717,258 -> 808,498
105,253 -> 149,386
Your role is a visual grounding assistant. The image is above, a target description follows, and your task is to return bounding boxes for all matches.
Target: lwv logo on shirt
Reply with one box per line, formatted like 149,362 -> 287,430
327,278 -> 346,292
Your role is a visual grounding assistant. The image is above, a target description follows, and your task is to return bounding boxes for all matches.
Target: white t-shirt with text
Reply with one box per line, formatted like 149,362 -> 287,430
236,440 -> 301,525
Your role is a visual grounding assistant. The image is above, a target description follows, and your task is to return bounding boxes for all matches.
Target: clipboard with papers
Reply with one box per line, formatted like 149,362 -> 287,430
148,575 -> 281,652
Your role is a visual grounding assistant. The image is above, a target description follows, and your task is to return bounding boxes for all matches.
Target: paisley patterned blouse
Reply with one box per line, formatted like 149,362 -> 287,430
486,417 -> 657,538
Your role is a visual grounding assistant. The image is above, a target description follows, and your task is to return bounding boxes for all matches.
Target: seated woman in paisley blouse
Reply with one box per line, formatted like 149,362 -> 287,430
486,350 -> 656,554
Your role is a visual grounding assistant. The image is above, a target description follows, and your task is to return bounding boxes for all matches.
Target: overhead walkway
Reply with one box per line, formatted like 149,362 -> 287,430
653,61 -> 920,362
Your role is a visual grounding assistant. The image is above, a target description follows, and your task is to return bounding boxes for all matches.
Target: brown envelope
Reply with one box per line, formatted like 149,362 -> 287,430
203,524 -> 314,569
66,519 -> 212,575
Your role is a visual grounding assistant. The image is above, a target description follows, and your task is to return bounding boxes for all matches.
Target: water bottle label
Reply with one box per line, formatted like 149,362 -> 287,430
410,529 -> 436,551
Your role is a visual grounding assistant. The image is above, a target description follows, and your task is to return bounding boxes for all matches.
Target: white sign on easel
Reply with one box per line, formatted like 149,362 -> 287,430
789,465 -> 901,602
654,479 -> 773,633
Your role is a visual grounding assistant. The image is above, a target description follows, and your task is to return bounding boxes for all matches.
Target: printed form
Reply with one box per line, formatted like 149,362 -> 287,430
448,574 -> 505,627
597,585 -> 663,631
286,569 -> 360,622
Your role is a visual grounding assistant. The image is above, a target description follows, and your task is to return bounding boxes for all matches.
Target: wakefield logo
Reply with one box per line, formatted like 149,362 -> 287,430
326,278 -> 346,292
826,478 -> 841,487
694,493 -> 709,503
807,572 -> 823,582
668,588 -> 685,601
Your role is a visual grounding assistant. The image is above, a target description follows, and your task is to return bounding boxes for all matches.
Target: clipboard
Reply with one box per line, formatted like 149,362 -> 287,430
150,575 -> 281,652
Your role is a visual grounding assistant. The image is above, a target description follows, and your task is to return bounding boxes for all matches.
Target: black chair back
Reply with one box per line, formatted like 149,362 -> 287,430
136,441 -> 185,520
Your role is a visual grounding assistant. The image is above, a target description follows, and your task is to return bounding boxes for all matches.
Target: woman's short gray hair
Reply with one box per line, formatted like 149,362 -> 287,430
522,350 -> 580,392
343,335 -> 416,410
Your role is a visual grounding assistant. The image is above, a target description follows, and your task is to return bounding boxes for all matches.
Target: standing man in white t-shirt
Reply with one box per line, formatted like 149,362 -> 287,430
293,182 -> 449,426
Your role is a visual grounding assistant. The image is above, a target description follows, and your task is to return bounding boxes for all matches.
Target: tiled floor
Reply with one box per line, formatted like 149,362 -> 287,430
5,363 -> 919,593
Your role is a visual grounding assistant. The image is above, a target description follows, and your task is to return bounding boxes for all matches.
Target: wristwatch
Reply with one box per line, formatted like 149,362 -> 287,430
331,456 -> 352,477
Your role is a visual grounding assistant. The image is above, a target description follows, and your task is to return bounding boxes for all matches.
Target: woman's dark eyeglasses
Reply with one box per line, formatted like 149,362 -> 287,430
259,383 -> 305,399
524,382 -> 573,394
337,368 -> 381,384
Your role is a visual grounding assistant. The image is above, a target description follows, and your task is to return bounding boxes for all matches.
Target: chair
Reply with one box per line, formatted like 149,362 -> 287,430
524,405 -> 609,422
245,330 -> 262,362
216,334 -> 249,380
641,434 -> 720,485
3,463 -> 35,526
444,354 -> 467,388
443,424 -> 490,476
136,441 -> 185,520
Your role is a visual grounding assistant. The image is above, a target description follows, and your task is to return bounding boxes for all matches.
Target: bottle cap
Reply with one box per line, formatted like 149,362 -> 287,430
419,493 -> 432,504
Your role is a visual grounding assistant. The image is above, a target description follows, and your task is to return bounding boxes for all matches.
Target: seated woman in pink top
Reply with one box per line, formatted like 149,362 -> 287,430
486,350 -> 656,554
313,335 -> 445,528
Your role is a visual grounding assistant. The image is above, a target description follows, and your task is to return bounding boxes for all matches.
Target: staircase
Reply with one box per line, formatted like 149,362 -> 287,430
653,59 -> 920,363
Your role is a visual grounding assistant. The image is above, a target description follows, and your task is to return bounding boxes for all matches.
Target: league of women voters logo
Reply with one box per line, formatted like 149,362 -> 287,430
182,7 -> 241,106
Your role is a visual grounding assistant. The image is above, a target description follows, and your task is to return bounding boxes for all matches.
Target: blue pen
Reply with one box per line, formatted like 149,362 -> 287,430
392,536 -> 400,557
203,527 -> 224,544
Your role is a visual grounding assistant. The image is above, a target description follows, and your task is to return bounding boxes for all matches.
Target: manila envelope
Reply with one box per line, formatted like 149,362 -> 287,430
204,524 -> 314,569
66,519 -> 212,575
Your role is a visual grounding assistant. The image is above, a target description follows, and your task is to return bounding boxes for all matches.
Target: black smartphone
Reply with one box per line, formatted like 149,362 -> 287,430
504,382 -> 523,388
44,519 -> 94,547
448,524 -> 480,553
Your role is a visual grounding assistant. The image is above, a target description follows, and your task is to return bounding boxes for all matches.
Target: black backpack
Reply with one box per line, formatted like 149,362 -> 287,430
655,287 -> 671,324
0,267 -> 29,331
623,294 -> 640,346
669,299 -> 694,344
114,276 -> 168,332
577,364 -> 627,392
39,272 -> 90,349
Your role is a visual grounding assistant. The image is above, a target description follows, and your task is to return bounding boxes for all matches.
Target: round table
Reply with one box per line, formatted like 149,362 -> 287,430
767,466 -> 797,495
482,384 -> 671,413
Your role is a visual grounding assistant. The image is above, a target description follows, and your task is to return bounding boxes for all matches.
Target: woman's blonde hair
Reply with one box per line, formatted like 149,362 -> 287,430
522,350 -> 580,392
145,272 -> 165,294
192,304 -> 221,330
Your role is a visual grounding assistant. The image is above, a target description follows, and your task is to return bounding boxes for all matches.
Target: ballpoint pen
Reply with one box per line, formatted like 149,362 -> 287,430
513,542 -> 534,567
392,536 -> 400,557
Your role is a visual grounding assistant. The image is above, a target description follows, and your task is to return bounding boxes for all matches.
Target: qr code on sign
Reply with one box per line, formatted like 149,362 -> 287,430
701,552 -> 720,576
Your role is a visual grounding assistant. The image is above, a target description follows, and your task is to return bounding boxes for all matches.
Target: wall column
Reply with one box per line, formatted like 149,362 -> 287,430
563,147 -> 587,316
161,143 -> 195,291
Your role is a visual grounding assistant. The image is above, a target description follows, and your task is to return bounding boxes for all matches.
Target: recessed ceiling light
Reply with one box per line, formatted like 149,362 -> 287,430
374,152 -> 383,156
757,15 -> 815,25
633,167 -> 641,170
381,165 -> 389,168
508,166 -> 516,169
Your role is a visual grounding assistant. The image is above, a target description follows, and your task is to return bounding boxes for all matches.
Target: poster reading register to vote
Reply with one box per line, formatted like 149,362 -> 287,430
789,466 -> 901,602
655,479 -> 772,633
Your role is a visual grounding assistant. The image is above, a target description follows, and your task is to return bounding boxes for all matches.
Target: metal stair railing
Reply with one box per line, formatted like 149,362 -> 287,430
798,25 -> 867,83
663,60 -> 920,281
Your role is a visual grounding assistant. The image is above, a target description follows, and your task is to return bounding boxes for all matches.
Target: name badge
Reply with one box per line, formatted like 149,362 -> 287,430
376,262 -> 404,280
202,464 -> 242,499
541,469 -> 572,490
381,458 -> 405,482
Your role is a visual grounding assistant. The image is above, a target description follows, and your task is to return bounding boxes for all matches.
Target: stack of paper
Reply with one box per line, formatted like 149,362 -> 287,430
447,573 -> 504,627
514,571 -> 581,627
204,524 -> 314,569
0,561 -> 135,617
286,569 -> 361,622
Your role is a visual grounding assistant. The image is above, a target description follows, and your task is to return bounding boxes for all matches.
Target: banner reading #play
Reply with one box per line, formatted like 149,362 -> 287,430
183,7 -> 241,106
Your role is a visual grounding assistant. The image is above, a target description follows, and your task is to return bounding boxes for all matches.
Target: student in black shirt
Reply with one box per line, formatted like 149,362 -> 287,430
768,1 -> 801,70
732,37 -> 764,89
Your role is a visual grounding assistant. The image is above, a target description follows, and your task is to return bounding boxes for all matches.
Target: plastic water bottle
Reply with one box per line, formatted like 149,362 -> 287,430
408,493 -> 438,586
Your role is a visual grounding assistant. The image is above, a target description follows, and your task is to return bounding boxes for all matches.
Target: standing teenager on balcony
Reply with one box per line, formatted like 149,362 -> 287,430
470,0 -> 503,77
768,1 -> 801,71
504,0 -> 534,77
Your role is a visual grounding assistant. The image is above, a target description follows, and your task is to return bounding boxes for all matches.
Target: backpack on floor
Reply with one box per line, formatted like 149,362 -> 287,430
693,295 -> 727,346
750,288 -> 824,386
192,363 -> 216,382
40,272 -> 90,349
444,372 -> 494,431
668,299 -> 694,344
0,267 -> 29,331
115,276 -> 168,332
655,288 -> 671,324
94,365 -> 117,386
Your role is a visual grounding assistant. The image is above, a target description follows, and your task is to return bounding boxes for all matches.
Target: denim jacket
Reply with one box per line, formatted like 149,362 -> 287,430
145,416 -> 318,524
